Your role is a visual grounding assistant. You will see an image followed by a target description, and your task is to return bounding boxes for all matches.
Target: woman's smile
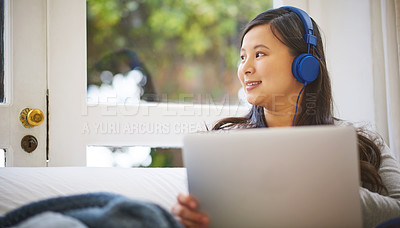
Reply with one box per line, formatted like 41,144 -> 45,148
245,80 -> 262,91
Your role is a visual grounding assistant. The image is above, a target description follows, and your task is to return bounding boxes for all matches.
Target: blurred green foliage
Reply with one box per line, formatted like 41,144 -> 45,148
147,147 -> 182,167
87,0 -> 272,102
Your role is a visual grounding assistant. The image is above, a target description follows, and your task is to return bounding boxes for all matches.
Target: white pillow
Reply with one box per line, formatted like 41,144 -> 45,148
0,167 -> 188,215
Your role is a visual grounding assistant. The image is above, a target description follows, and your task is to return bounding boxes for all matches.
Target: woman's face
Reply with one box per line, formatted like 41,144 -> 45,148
238,24 -> 303,111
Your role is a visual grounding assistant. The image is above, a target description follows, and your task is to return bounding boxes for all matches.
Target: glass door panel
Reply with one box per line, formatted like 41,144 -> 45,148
87,146 -> 182,168
86,0 -> 272,104
1,0 -> 5,103
0,149 -> 5,167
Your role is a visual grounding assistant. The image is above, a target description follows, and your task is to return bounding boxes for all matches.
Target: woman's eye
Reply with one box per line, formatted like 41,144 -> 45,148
240,55 -> 246,61
256,52 -> 265,58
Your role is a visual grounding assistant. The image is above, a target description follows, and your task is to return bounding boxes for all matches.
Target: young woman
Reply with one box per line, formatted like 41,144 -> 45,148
172,6 -> 400,228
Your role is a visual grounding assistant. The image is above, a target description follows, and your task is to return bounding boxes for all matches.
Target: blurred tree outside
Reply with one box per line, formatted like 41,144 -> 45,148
87,0 -> 272,104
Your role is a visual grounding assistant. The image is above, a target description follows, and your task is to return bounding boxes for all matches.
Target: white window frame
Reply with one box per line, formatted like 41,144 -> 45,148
47,0 -> 248,166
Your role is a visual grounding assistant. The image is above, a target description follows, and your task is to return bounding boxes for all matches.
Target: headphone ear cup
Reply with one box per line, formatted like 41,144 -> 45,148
292,53 -> 320,84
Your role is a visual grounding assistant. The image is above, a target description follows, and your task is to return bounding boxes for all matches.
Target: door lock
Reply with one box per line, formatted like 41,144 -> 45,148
21,135 -> 38,153
20,108 -> 44,128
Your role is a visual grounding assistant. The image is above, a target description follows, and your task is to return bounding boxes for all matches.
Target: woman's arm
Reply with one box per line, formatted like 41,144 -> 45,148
360,145 -> 400,228
360,187 -> 400,227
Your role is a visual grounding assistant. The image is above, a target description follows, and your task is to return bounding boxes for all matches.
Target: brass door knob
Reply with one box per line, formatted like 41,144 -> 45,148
20,108 -> 45,128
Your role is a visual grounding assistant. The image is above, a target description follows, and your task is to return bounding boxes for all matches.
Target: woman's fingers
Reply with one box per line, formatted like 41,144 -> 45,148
172,193 -> 210,228
177,193 -> 198,209
172,201 -> 206,223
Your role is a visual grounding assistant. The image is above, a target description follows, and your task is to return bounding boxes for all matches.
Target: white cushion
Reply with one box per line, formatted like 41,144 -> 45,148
0,167 -> 188,215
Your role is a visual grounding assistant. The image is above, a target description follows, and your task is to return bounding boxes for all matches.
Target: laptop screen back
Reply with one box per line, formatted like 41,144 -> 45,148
183,126 -> 362,228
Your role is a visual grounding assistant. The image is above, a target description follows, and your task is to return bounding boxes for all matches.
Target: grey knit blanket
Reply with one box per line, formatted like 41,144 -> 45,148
0,192 -> 183,228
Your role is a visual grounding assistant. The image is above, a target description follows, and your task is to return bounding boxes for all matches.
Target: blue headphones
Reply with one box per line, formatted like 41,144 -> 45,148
280,6 -> 320,85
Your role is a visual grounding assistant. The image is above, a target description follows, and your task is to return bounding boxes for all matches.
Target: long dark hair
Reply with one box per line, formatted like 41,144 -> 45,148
213,7 -> 386,193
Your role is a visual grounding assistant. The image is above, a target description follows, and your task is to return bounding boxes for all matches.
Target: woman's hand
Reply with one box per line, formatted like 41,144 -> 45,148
172,193 -> 209,228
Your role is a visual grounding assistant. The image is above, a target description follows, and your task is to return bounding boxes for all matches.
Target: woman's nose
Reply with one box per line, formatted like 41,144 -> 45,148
241,58 -> 255,75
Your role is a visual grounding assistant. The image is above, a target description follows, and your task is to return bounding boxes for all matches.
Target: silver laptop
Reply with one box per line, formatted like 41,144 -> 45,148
183,126 -> 362,228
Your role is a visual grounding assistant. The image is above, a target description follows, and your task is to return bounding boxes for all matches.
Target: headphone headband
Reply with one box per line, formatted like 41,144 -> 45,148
280,6 -> 317,47
277,6 -> 320,86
